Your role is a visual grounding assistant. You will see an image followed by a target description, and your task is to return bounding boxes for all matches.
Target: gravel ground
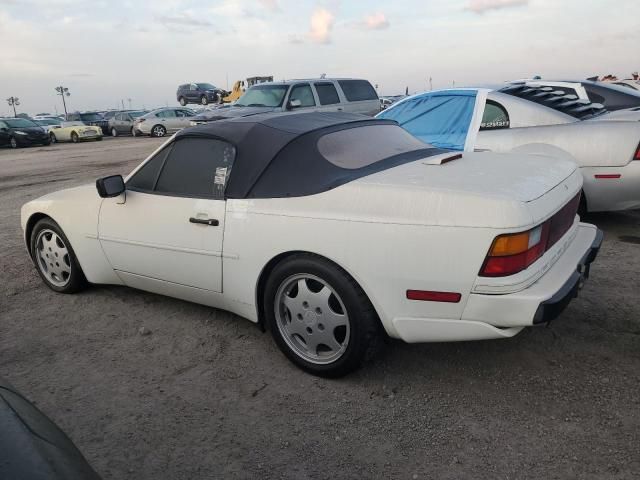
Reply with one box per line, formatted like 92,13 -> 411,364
1,138 -> 639,480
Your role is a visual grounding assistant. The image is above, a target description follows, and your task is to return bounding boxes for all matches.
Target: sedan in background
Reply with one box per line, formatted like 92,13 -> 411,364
21,112 -> 601,377
49,121 -> 102,143
0,117 -> 50,148
133,107 -> 196,137
107,110 -> 148,136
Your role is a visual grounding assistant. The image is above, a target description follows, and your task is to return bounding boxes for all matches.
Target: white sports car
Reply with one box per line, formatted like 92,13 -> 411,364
49,121 -> 103,144
378,88 -> 640,213
21,112 -> 602,377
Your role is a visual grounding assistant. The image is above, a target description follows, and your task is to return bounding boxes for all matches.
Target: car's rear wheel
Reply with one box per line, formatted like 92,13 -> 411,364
50,133 -> 57,143
30,218 -> 87,294
151,125 -> 166,137
71,132 -> 79,143
179,97 -> 187,106
9,137 -> 18,149
201,95 -> 208,105
111,127 -> 118,137
264,254 -> 382,377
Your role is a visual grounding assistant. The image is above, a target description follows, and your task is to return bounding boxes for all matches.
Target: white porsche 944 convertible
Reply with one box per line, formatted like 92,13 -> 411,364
378,88 -> 640,213
21,112 -> 602,377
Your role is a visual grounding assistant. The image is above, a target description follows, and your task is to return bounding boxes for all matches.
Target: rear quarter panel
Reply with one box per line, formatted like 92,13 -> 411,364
222,197 -> 504,338
477,121 -> 640,167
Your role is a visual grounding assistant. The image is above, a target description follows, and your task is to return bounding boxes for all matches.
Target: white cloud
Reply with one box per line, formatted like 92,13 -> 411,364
257,0 -> 279,12
309,7 -> 334,44
466,0 -> 528,14
362,12 -> 389,30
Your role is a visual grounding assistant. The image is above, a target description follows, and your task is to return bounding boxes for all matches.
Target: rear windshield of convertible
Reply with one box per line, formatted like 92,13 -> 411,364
317,124 -> 428,169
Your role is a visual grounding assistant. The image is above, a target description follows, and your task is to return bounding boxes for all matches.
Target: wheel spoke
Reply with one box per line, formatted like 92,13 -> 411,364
323,309 -> 348,329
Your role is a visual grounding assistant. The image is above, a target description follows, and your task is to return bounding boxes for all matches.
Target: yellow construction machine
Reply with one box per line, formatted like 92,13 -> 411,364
222,76 -> 273,103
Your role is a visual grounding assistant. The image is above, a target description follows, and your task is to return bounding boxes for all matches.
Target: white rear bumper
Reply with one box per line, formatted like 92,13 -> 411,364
392,223 -> 602,343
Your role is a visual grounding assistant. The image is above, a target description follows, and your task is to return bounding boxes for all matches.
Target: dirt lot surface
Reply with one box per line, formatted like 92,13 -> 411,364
1,138 -> 639,479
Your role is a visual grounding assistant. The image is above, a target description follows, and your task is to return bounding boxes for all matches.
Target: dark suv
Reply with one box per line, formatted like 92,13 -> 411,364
177,83 -> 226,106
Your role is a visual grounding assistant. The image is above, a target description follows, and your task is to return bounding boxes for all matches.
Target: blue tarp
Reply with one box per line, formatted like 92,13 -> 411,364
378,90 -> 477,150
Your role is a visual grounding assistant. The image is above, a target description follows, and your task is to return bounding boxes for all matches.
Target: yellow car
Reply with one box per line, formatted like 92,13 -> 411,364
49,121 -> 103,144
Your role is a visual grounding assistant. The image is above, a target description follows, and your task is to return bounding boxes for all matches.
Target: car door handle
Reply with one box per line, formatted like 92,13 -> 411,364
189,217 -> 219,226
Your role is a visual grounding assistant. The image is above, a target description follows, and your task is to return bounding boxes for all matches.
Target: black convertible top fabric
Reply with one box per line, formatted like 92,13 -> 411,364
174,111 -> 446,199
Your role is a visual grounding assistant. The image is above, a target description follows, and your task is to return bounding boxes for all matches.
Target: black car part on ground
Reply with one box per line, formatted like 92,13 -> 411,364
0,378 -> 101,480
170,111 -> 447,199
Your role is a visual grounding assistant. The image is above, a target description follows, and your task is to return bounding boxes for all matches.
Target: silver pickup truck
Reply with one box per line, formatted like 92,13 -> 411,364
191,78 -> 380,124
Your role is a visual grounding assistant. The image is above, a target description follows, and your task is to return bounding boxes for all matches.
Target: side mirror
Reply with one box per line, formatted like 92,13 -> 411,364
287,99 -> 302,110
96,175 -> 125,198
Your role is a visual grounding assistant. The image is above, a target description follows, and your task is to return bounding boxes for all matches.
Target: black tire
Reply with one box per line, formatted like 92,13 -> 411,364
264,254 -> 382,377
9,137 -> 18,149
179,97 -> 187,106
111,127 -> 118,137
151,124 -> 166,137
50,133 -> 57,144
30,217 -> 88,294
200,95 -> 208,105
71,131 -> 79,143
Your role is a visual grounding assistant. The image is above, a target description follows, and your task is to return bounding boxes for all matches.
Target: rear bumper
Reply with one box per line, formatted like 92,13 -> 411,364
391,223 -> 602,343
532,228 -> 602,324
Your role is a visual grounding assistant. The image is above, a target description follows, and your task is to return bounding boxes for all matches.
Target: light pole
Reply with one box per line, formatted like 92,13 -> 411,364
6,97 -> 20,117
55,86 -> 70,119
127,98 -> 132,109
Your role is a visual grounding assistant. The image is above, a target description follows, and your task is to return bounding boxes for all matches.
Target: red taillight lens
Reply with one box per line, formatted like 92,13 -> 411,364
480,193 -> 580,277
634,141 -> 640,160
406,290 -> 461,303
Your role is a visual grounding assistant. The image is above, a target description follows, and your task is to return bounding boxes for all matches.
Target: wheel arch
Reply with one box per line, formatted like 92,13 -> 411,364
24,212 -> 55,258
254,250 -> 385,335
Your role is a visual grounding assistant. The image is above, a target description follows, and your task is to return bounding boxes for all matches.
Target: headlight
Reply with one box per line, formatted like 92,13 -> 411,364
15,131 -> 28,135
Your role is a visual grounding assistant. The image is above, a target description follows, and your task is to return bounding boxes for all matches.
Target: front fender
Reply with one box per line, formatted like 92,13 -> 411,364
21,185 -> 122,285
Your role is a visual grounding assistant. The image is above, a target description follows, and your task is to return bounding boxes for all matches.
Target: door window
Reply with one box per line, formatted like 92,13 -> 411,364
289,84 -> 316,107
480,101 -> 510,130
126,146 -> 172,192
156,110 -> 176,118
315,83 -> 341,105
154,138 -> 236,199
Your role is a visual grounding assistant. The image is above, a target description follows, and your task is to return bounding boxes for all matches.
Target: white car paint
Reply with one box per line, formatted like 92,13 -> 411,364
21,133 -> 599,347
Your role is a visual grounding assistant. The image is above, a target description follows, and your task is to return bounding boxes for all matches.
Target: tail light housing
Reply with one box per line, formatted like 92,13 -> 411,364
633,140 -> 640,160
480,193 -> 580,277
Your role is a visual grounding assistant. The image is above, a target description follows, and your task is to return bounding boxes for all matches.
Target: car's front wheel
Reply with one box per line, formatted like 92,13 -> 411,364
264,254 -> 382,377
9,137 -> 18,149
201,95 -> 209,105
151,125 -> 166,137
71,132 -> 79,143
30,218 -> 87,293
49,133 -> 57,143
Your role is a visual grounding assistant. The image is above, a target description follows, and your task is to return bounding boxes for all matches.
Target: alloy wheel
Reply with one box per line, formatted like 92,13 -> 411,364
35,229 -> 72,287
275,273 -> 350,365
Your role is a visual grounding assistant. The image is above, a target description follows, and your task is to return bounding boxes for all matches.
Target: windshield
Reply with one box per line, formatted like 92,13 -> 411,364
5,118 -> 38,128
197,83 -> 217,90
35,119 -> 61,126
236,85 -> 288,107
80,113 -> 103,122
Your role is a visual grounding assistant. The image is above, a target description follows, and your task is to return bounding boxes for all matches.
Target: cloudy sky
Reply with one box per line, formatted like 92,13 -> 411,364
1,0 -> 638,115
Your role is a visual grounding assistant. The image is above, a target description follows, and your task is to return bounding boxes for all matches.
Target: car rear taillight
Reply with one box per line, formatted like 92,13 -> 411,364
634,141 -> 640,160
479,193 -> 580,277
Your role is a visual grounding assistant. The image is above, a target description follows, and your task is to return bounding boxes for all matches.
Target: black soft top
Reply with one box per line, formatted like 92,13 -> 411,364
174,111 -> 444,199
